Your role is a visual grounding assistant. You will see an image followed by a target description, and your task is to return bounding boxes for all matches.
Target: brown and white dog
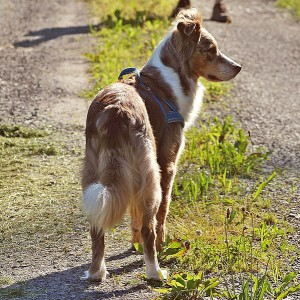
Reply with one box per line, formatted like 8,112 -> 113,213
81,8 -> 241,281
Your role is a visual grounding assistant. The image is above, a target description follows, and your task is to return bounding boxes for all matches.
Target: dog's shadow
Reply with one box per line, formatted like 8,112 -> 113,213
13,9 -> 163,48
0,250 -> 148,300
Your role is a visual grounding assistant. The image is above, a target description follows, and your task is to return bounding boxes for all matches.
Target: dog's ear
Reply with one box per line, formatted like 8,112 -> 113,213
177,22 -> 195,36
177,22 -> 201,41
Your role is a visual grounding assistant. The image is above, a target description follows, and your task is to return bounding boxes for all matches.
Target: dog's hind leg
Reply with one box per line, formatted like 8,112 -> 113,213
133,138 -> 167,280
81,228 -> 107,281
130,205 -> 142,246
81,148 -> 132,281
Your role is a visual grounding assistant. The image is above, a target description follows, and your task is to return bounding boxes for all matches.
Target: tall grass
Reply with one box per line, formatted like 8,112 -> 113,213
82,0 -> 176,98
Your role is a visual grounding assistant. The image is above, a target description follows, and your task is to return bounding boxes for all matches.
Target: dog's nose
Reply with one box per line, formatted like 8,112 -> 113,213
235,64 -> 241,74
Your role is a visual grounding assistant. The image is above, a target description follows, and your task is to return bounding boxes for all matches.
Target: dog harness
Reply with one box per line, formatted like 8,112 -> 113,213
118,67 -> 185,128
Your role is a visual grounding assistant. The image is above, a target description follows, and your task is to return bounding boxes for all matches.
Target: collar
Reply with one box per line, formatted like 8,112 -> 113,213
118,67 -> 185,128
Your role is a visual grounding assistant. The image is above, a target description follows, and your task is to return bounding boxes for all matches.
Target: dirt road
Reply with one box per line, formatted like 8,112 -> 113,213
0,0 -> 90,128
0,0 -> 299,299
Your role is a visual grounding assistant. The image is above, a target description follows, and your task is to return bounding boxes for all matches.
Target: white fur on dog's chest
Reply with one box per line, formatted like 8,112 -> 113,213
146,36 -> 205,128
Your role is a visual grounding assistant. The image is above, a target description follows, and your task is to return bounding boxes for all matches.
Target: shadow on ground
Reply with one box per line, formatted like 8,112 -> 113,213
0,250 -> 147,300
13,9 -> 164,48
13,25 -> 94,47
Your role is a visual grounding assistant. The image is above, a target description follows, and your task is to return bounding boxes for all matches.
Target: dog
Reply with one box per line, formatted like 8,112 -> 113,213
81,8 -> 241,281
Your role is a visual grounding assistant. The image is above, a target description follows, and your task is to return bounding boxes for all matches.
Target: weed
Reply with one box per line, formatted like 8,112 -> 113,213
253,172 -> 277,200
174,117 -> 269,203
262,213 -> 278,226
82,0 -> 175,98
0,276 -> 13,287
223,272 -> 300,299
202,79 -> 232,102
156,272 -> 220,300
0,283 -> 28,299
276,0 -> 300,19
157,209 -> 300,299
158,237 -> 188,261
133,242 -> 144,255
0,124 -> 46,138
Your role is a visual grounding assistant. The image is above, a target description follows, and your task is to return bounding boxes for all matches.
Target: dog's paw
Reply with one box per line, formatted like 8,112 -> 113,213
80,269 -> 108,282
146,268 -> 168,281
158,268 -> 168,280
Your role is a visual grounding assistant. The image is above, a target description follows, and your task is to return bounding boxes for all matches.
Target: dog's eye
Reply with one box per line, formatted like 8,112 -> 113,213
198,40 -> 216,53
206,45 -> 217,54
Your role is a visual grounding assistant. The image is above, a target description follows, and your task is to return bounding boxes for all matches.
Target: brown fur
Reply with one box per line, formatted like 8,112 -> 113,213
81,8 -> 240,281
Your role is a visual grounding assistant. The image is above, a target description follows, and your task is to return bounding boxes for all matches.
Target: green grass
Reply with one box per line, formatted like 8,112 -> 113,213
0,124 -> 47,138
0,276 -> 13,287
0,283 -> 28,299
165,118 -> 291,273
276,0 -> 300,19
0,127 -> 84,248
157,117 -> 299,298
82,0 -> 176,98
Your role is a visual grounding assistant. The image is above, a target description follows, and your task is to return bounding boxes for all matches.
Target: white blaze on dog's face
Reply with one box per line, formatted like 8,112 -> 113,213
189,27 -> 241,82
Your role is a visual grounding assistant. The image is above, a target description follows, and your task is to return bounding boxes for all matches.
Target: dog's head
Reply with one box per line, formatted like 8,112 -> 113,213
173,8 -> 241,82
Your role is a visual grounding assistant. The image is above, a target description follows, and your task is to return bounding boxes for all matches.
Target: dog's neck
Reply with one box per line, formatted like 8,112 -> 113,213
141,33 -> 204,128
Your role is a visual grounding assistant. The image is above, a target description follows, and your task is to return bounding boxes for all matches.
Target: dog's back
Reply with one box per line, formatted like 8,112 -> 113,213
82,82 -> 161,231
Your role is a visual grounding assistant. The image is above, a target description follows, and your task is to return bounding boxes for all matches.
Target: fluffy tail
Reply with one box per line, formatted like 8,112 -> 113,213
82,183 -> 113,231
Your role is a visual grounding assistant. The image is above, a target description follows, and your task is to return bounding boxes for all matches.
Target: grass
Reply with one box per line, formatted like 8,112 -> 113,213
0,283 -> 28,299
157,117 -> 299,298
164,119 -> 292,274
82,0 -> 176,98
0,127 -> 84,249
1,0 -> 299,299
276,0 -> 300,19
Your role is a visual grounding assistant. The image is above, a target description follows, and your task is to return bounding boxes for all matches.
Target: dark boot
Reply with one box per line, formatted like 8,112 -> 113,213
211,0 -> 232,23
170,0 -> 191,18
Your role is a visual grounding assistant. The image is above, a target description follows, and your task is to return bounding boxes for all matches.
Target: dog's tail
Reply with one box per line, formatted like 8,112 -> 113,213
82,179 -> 130,231
83,183 -> 110,231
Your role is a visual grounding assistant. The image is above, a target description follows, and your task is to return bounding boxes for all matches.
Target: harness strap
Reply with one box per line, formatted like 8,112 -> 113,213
118,67 -> 139,80
118,67 -> 185,127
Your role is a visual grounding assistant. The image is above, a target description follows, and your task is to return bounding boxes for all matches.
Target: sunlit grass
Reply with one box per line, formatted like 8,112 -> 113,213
277,0 -> 300,18
82,0 -> 176,98
0,128 -> 85,249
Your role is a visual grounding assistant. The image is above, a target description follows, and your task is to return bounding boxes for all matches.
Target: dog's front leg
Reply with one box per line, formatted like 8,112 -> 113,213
156,162 -> 177,251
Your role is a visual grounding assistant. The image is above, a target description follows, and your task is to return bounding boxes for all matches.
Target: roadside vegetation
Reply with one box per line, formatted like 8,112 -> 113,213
276,0 -> 300,19
1,0 -> 299,299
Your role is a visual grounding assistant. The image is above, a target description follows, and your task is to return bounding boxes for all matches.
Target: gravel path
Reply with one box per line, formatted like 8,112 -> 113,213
0,0 -> 90,128
0,0 -> 299,299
